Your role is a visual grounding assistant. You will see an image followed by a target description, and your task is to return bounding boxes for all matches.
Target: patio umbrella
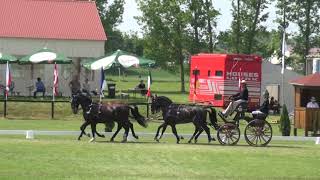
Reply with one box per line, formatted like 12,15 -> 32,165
81,49 -> 155,70
0,52 -> 18,63
19,48 -> 71,101
19,48 -> 71,64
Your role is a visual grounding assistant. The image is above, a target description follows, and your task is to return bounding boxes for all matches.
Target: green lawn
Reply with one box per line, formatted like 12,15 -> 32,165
0,67 -> 317,179
0,135 -> 319,180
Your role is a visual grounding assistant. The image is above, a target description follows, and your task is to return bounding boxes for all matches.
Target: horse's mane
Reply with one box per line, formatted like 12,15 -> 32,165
157,96 -> 173,104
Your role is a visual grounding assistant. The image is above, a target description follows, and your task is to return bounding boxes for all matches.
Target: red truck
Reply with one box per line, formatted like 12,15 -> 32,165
189,54 -> 262,111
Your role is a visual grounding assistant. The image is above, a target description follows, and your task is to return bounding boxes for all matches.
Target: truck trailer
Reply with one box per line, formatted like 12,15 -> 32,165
189,54 -> 262,111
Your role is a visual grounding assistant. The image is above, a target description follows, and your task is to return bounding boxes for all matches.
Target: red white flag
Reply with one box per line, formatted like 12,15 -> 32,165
146,75 -> 151,97
5,62 -> 11,97
53,63 -> 58,96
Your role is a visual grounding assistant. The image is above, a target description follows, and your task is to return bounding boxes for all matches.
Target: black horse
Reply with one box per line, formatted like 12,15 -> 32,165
71,91 -> 147,142
151,95 -> 219,144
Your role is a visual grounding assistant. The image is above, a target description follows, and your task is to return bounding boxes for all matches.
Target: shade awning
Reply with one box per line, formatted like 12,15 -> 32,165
289,73 -> 320,87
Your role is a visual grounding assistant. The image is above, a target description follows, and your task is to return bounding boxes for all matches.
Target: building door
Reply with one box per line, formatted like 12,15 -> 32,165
266,84 -> 280,101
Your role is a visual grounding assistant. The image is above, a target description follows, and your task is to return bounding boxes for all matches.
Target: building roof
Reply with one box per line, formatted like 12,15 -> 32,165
289,73 -> 320,87
0,0 -> 107,41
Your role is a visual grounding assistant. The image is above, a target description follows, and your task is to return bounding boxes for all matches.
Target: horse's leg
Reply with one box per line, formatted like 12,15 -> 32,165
201,123 -> 214,143
121,124 -> 130,143
78,121 -> 90,140
158,123 -> 168,140
154,123 -> 165,141
188,126 -> 200,143
170,124 -> 180,144
89,123 -> 97,142
94,125 -> 105,138
194,129 -> 204,143
129,122 -> 139,139
110,122 -> 122,142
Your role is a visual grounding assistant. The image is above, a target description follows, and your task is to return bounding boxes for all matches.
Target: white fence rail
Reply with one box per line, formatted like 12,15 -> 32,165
0,130 -> 319,144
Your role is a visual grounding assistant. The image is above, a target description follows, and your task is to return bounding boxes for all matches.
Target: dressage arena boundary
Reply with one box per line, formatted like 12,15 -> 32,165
0,130 -> 319,144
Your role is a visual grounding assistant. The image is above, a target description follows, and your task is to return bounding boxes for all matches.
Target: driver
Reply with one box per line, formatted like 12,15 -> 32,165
219,80 -> 248,118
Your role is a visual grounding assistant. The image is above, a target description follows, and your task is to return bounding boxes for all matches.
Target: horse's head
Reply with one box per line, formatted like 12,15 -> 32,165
70,91 -> 92,114
151,95 -> 172,114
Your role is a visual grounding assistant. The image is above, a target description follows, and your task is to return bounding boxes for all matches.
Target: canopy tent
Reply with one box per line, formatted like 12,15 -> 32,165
81,49 -> 155,70
19,48 -> 71,101
19,48 -> 71,64
0,53 -> 18,63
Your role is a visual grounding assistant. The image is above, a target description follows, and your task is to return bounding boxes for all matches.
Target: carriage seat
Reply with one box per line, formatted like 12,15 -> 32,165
231,101 -> 248,120
251,111 -> 268,120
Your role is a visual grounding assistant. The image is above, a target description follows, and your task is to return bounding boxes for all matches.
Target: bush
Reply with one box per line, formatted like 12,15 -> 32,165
279,104 -> 291,136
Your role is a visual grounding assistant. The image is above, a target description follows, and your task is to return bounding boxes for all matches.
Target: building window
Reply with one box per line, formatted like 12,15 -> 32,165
193,69 -> 200,75
214,94 -> 222,100
215,70 -> 223,76
208,70 -> 211,77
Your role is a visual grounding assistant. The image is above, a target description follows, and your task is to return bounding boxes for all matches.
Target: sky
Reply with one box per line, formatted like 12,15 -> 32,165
115,0 -> 295,36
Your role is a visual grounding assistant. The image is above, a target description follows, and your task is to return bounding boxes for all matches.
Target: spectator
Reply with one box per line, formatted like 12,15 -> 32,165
69,75 -> 81,95
307,96 -> 319,108
252,90 -> 269,116
33,77 -> 45,98
269,96 -> 280,114
136,80 -> 147,95
82,78 -> 90,93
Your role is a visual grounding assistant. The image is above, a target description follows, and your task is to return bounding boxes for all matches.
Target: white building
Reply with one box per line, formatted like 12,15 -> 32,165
0,0 -> 106,96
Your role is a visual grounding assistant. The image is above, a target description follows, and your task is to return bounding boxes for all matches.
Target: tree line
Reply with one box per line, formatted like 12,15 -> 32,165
96,0 -> 320,92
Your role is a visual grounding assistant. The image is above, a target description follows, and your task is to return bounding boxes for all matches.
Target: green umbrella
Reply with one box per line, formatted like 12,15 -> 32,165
82,49 -> 155,70
19,48 -> 71,64
0,52 -> 18,63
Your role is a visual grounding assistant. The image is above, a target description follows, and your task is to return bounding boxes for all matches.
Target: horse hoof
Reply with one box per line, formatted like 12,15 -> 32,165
89,138 -> 95,143
188,141 -> 191,144
180,136 -> 184,140
134,136 -> 139,139
176,141 -> 180,144
194,140 -> 198,144
211,137 -> 216,141
121,139 -> 127,143
110,138 -> 114,142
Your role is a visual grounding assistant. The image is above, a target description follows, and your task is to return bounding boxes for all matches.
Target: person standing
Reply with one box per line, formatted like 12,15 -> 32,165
69,75 -> 81,95
33,77 -> 45,98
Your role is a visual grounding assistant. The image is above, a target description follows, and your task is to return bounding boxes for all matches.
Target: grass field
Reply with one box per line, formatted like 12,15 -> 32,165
0,67 -> 318,179
0,135 -> 319,180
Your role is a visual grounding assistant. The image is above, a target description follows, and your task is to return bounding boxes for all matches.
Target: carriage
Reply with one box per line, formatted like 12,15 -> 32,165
215,101 -> 273,146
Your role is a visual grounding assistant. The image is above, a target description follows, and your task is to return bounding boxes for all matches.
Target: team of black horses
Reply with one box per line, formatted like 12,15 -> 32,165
70,90 -> 272,146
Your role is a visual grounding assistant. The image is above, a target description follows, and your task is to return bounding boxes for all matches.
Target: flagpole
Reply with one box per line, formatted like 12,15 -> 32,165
281,6 -> 286,106
53,62 -> 56,102
5,61 -> 8,101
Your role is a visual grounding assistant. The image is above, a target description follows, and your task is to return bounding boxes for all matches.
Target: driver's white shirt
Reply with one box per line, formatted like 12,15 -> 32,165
307,102 -> 319,108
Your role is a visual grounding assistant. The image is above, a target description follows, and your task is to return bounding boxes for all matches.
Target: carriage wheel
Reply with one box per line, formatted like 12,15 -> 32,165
244,120 -> 272,146
217,123 -> 240,145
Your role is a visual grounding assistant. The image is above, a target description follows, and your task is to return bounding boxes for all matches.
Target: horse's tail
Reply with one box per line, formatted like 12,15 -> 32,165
129,106 -> 148,128
206,107 -> 219,130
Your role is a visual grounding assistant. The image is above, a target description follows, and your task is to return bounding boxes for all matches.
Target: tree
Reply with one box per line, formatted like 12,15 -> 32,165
96,0 -> 125,53
230,0 -> 270,54
279,104 -> 291,136
284,0 -> 320,74
137,0 -> 191,92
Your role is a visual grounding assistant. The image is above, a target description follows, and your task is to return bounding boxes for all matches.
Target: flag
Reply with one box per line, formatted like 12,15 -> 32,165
100,67 -> 106,96
281,31 -> 291,74
146,70 -> 152,97
238,68 -> 242,91
53,63 -> 58,96
5,62 -> 11,97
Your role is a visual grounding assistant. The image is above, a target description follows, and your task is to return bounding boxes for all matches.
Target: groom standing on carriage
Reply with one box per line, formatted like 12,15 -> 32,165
219,80 -> 249,118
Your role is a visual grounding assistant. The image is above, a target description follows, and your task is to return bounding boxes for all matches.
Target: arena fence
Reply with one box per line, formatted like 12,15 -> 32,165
0,130 -> 319,144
